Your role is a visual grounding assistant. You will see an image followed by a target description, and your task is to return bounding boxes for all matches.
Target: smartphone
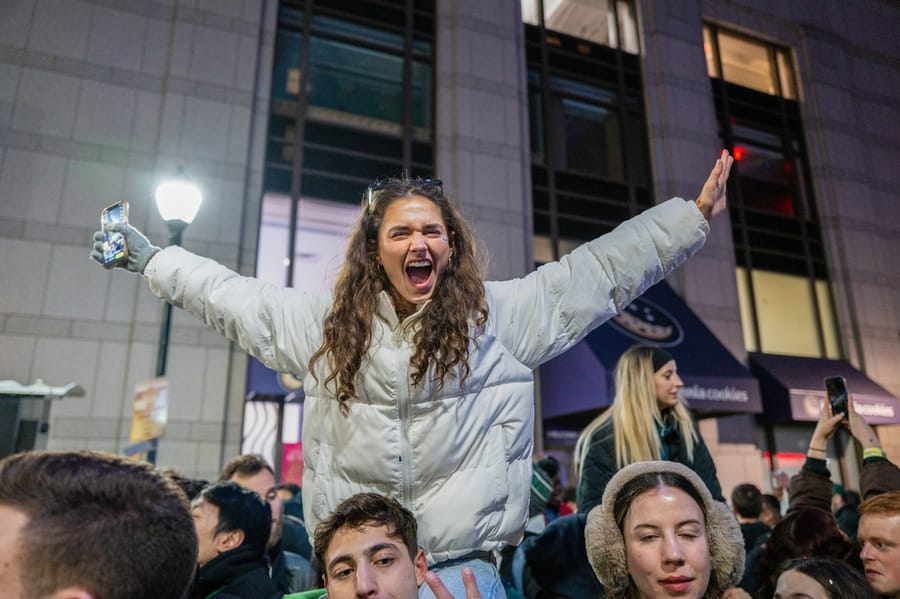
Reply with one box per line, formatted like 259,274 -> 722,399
100,201 -> 129,268
824,376 -> 849,419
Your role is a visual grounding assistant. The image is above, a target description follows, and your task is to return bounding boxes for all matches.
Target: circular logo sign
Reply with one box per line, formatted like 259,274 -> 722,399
609,297 -> 684,347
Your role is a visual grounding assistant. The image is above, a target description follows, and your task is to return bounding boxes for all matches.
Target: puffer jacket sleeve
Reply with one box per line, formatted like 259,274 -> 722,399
142,246 -> 325,376
787,456 -> 832,517
486,198 -> 708,369
576,426 -> 617,515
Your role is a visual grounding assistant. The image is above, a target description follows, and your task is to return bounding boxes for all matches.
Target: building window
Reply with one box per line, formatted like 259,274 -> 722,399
522,0 -> 640,54
262,1 -> 435,287
736,268 -> 839,358
704,25 -> 796,99
705,24 -> 839,358
525,0 -> 649,263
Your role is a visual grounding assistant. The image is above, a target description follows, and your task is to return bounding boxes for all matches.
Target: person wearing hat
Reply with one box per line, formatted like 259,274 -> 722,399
574,344 -> 724,516
585,460 -> 746,599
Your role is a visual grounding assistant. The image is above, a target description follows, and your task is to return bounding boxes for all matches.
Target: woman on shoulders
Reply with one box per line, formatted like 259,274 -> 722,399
575,344 -> 723,515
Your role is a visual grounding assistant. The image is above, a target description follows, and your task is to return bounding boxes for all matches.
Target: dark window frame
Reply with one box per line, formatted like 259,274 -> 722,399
526,0 -> 651,261
705,22 -> 839,358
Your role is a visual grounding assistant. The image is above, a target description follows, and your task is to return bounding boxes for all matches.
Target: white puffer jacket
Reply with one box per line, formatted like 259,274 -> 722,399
144,197 -> 708,564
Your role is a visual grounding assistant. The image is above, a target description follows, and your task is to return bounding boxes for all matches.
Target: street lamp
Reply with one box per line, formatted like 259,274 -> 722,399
153,173 -> 203,378
148,172 -> 202,464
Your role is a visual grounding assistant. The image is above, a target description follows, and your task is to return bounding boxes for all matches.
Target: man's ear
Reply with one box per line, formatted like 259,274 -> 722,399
217,528 -> 245,552
47,588 -> 95,599
414,548 -> 428,586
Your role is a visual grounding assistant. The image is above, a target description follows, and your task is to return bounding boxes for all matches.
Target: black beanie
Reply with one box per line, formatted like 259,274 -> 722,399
651,347 -> 674,373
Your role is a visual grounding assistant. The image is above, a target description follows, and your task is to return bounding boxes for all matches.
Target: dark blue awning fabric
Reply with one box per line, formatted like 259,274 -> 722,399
245,357 -> 305,404
749,352 -> 900,424
540,281 -> 762,427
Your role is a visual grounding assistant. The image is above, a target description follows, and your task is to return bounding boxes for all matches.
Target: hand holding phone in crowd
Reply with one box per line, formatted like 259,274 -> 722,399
825,376 -> 849,419
90,202 -> 161,274
99,201 -> 130,268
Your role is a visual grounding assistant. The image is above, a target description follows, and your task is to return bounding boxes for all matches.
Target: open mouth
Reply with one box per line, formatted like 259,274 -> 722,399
406,260 -> 433,286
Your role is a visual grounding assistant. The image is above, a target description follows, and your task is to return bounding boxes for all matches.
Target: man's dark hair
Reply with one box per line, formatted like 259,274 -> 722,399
199,481 -> 272,555
313,492 -> 418,577
761,493 -> 781,514
161,467 -> 209,501
219,453 -> 274,481
0,450 -> 197,599
731,483 -> 763,519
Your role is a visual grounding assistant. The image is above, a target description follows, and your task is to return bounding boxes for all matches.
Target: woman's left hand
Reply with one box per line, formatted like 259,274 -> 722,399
695,149 -> 734,222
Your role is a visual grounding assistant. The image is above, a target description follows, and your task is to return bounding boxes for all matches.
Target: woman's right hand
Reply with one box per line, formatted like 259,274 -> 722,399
809,399 -> 844,455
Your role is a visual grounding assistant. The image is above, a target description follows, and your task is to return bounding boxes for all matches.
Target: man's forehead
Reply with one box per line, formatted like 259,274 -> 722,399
861,512 -> 900,535
327,524 -> 406,561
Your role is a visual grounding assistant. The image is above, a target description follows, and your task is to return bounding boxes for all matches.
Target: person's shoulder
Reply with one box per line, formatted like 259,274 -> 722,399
589,419 -> 615,441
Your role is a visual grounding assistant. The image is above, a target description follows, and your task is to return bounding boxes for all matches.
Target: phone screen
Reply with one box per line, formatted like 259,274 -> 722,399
824,376 -> 849,419
101,202 -> 128,267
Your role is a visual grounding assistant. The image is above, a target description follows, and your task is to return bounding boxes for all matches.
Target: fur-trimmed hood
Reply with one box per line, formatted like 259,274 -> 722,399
584,461 -> 744,598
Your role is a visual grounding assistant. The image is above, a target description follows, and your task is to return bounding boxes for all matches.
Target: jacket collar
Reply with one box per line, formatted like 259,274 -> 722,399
376,290 -> 429,330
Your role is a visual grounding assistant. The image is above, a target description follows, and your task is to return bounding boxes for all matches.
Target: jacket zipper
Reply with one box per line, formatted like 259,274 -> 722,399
396,323 -> 414,506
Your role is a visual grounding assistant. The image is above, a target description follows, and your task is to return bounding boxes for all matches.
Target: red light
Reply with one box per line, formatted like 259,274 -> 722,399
783,161 -> 793,173
733,146 -> 745,161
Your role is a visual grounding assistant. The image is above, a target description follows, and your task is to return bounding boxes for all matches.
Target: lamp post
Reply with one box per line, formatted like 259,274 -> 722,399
149,173 -> 202,463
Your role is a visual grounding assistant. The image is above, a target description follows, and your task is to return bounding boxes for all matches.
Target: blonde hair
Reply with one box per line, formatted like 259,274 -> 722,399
575,345 -> 698,478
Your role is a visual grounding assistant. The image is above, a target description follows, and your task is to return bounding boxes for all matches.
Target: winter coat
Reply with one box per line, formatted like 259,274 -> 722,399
787,454 -> 900,516
189,545 -> 280,599
576,414 -> 724,515
144,197 -> 709,564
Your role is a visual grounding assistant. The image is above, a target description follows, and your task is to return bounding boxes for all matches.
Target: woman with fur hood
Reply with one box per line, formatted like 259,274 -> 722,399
585,461 -> 749,599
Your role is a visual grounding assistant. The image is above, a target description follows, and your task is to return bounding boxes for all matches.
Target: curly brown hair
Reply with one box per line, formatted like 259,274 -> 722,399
309,178 -> 489,415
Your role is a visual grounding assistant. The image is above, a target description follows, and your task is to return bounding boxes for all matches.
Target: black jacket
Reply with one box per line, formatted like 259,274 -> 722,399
520,513 -> 603,599
576,416 -> 724,514
189,545 -> 280,599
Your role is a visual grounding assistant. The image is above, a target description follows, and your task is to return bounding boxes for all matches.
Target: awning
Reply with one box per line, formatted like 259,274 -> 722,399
541,281 -> 762,430
749,352 -> 900,424
245,357 -> 305,404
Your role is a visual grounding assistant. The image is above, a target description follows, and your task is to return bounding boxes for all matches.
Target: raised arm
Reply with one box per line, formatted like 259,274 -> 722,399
488,151 -> 732,368
92,224 -> 326,376
848,394 -> 900,498
787,400 -> 844,516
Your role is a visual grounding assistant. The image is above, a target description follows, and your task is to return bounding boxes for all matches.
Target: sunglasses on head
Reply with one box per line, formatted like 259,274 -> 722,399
366,178 -> 444,210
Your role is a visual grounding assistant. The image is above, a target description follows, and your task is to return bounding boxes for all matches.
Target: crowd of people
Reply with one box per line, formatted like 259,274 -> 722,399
3,148 -> 896,598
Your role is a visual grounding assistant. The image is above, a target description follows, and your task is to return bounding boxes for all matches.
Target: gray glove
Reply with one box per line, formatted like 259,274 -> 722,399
90,222 -> 161,274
